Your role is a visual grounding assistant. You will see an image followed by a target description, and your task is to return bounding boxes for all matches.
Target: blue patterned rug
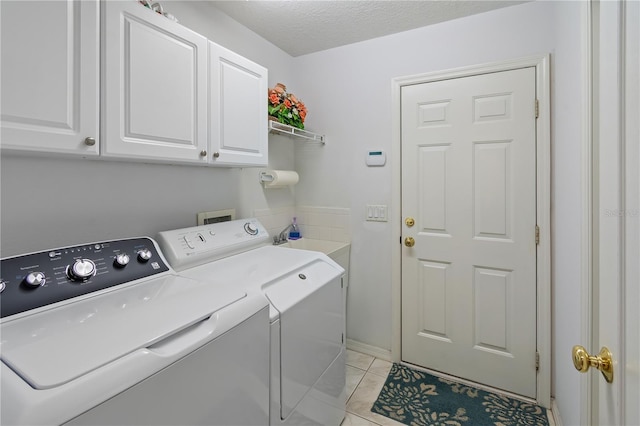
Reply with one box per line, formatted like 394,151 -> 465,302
371,363 -> 550,426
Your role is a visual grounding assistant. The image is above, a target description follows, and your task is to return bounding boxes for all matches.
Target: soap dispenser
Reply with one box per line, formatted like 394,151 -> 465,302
289,217 -> 301,240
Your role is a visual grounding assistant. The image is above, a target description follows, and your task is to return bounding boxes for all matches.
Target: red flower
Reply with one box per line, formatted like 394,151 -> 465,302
284,99 -> 292,109
269,91 -> 280,105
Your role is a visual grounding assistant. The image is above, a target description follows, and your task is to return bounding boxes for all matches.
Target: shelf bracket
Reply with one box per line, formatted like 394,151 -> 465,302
268,120 -> 325,144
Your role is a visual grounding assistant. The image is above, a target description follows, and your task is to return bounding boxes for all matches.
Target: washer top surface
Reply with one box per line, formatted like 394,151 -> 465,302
1,274 -> 246,390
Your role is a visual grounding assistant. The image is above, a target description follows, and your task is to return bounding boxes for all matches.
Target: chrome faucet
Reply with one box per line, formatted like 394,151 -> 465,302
273,224 -> 293,245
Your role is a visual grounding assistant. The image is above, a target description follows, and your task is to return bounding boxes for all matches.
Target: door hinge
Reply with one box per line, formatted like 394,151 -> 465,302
342,333 -> 344,344
535,225 -> 540,245
535,99 -> 539,119
536,351 -> 540,371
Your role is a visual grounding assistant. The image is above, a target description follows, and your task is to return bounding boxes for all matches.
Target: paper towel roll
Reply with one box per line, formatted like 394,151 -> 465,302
259,170 -> 299,188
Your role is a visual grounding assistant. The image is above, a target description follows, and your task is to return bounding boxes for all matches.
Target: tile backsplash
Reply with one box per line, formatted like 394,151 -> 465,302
296,206 -> 351,242
253,206 -> 296,239
254,206 -> 351,243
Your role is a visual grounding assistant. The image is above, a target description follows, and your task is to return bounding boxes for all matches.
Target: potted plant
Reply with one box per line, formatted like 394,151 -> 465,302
268,83 -> 307,129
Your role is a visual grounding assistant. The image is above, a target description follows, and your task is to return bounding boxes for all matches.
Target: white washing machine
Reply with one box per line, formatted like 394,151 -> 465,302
157,218 -> 347,426
0,237 -> 270,425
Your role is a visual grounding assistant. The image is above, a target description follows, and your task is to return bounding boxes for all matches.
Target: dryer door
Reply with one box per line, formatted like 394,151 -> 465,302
264,260 -> 343,419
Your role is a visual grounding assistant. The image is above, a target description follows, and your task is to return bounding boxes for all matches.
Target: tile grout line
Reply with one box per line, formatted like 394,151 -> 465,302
345,367 -> 367,406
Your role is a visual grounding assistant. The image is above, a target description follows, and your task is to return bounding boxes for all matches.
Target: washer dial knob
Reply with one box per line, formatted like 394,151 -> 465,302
68,259 -> 96,281
114,253 -> 130,268
0,280 -> 6,293
137,249 -> 152,262
244,222 -> 259,235
24,272 -> 46,288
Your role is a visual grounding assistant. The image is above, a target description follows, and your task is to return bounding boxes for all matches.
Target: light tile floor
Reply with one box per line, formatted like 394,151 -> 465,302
342,350 -> 404,426
341,349 -> 556,426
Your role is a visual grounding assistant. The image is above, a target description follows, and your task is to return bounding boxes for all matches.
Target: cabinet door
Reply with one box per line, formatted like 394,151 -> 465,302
0,0 -> 99,156
209,42 -> 268,167
103,1 -> 207,163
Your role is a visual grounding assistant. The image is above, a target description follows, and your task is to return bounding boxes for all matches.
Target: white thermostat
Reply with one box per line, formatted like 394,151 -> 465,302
366,150 -> 386,166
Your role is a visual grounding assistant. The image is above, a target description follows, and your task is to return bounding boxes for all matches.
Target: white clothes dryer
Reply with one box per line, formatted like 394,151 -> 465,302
157,218 -> 347,426
0,237 -> 270,426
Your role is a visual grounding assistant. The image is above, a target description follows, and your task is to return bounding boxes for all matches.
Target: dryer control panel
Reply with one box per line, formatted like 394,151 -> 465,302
157,218 -> 270,272
0,238 -> 169,319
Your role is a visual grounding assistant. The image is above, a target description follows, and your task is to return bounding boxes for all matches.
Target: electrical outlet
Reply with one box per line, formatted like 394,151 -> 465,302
366,205 -> 388,222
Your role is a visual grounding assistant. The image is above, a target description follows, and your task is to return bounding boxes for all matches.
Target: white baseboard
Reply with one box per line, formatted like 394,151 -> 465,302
346,339 -> 392,361
551,398 -> 563,426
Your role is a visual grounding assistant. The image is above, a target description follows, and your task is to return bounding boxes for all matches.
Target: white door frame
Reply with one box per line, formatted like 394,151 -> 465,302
590,0 -> 640,423
390,54 -> 551,407
580,2 -> 594,424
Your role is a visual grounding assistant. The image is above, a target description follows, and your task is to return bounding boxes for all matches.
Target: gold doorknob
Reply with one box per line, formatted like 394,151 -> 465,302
572,345 -> 614,383
404,237 -> 415,247
405,217 -> 415,227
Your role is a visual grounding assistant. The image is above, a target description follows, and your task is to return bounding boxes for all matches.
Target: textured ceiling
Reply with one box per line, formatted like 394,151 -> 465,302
210,1 -> 527,57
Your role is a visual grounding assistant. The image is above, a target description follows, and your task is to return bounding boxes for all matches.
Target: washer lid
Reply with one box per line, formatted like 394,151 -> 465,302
0,275 -> 245,390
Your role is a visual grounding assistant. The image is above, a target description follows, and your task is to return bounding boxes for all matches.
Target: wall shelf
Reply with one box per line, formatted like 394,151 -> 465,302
268,120 -> 325,144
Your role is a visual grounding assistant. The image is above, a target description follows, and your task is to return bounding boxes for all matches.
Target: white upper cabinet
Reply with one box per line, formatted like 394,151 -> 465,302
0,0 -> 99,156
209,42 -> 268,167
2,1 -> 268,167
102,1 -> 208,164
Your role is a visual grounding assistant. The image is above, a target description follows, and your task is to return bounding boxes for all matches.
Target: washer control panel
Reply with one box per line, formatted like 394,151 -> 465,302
0,238 -> 169,319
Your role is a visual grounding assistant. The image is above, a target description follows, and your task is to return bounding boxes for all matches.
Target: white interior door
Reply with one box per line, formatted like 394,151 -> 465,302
401,68 -> 538,398
591,0 -> 639,424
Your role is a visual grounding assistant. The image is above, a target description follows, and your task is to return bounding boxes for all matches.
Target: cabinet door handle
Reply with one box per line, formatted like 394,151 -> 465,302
212,152 -> 220,159
200,150 -> 207,157
84,137 -> 96,146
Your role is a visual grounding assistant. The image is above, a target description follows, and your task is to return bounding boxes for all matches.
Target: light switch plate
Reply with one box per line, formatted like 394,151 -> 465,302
366,204 -> 388,222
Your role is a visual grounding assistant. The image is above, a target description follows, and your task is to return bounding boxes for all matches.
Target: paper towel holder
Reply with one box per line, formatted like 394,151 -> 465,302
259,170 -> 299,188
259,171 -> 273,184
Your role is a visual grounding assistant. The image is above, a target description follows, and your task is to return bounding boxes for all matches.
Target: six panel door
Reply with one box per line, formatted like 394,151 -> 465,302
401,67 -> 538,398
